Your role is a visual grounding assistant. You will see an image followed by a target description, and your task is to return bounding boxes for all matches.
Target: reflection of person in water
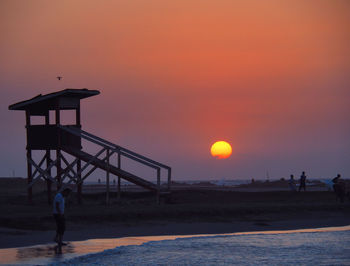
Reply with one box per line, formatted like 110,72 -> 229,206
53,188 -> 71,253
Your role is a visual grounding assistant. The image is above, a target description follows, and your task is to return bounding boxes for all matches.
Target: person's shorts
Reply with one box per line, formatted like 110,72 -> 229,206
53,214 -> 65,235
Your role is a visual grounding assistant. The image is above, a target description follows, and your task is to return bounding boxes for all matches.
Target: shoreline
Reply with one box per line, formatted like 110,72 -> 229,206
1,223 -> 349,265
1,210 -> 349,249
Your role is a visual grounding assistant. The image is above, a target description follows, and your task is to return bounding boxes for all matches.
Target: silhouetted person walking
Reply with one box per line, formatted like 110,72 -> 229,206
332,174 -> 341,184
53,188 -> 71,253
332,174 -> 346,202
298,171 -> 307,191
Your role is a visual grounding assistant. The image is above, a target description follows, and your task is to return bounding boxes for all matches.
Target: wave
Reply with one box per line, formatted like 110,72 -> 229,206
55,226 -> 350,265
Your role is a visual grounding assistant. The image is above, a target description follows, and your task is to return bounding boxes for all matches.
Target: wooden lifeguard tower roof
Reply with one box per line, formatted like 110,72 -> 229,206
9,88 -> 100,113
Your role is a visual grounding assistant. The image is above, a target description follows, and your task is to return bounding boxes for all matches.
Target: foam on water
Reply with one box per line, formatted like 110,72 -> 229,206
57,227 -> 350,266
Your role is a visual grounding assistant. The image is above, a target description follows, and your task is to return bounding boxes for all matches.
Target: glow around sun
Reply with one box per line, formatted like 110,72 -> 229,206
210,141 -> 232,159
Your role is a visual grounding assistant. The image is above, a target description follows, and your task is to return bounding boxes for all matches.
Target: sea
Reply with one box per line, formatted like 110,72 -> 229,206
86,178 -> 333,187
3,226 -> 333,265
55,227 -> 350,266
84,179 -> 252,186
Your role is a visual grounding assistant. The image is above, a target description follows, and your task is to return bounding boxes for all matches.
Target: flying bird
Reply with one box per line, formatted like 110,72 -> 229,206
56,76 -> 62,80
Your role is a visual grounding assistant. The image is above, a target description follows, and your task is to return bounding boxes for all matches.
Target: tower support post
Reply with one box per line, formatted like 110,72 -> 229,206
117,152 -> 121,202
76,105 -> 82,204
106,149 -> 110,205
55,107 -> 62,190
26,149 -> 33,204
25,111 -> 33,204
46,150 -> 52,204
45,112 -> 52,204
77,160 -> 82,204
157,168 -> 160,205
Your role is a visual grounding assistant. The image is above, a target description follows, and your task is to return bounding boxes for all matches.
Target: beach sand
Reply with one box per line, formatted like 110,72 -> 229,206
0,178 -> 349,250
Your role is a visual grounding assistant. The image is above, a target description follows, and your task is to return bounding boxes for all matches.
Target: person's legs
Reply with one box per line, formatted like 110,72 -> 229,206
54,233 -> 59,243
55,215 -> 65,254
53,214 -> 60,243
57,215 -> 65,243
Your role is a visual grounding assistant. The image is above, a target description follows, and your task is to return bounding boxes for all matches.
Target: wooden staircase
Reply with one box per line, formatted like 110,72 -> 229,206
62,146 -> 158,191
58,125 -> 171,197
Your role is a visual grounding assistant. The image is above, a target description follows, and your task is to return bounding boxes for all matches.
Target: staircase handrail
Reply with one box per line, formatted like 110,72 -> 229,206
79,127 -> 171,170
58,125 -> 171,172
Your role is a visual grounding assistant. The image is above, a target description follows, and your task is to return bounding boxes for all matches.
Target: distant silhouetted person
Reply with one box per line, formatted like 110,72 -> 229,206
251,178 -> 255,184
332,174 -> 341,184
332,174 -> 346,202
298,171 -> 306,192
53,188 -> 71,253
289,175 -> 296,192
98,178 -> 101,184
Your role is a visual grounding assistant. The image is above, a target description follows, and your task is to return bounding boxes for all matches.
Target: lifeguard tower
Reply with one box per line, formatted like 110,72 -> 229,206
9,89 -> 171,204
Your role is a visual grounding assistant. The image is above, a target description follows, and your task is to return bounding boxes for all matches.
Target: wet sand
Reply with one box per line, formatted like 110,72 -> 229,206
1,209 -> 350,249
1,225 -> 350,265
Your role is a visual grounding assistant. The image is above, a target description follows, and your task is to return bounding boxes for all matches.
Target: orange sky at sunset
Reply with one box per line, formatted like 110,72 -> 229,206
1,0 -> 349,180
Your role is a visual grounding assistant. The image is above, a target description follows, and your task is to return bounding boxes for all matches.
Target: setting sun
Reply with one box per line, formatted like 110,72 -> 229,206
210,141 -> 232,159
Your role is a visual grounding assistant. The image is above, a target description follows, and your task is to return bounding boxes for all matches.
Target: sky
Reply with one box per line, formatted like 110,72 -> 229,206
1,0 -> 349,182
